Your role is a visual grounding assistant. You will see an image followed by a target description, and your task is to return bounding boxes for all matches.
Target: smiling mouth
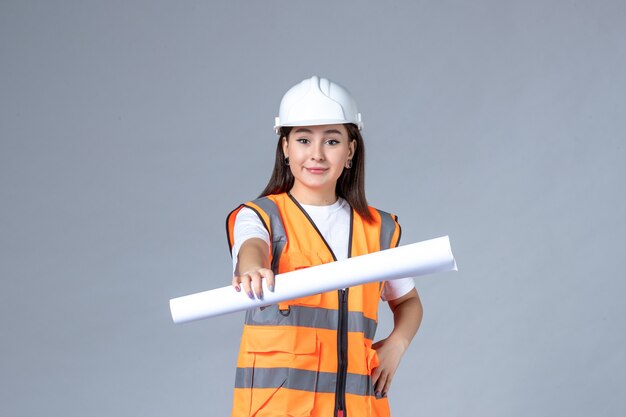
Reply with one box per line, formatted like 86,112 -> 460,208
305,167 -> 328,173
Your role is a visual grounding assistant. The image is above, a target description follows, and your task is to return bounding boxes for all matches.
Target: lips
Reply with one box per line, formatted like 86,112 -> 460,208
305,167 -> 328,174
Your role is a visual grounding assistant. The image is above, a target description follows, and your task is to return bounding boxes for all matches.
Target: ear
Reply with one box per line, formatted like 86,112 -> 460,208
282,136 -> 289,157
348,138 -> 357,159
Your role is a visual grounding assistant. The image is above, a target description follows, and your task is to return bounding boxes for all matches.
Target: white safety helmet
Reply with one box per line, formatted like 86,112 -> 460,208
274,75 -> 363,134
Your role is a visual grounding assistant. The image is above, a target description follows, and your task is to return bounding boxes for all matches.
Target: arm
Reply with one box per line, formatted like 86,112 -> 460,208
371,287 -> 423,396
231,237 -> 275,299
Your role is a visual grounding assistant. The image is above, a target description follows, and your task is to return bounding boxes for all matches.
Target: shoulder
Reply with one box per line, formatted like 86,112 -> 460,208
365,205 -> 402,249
226,193 -> 289,241
226,197 -> 280,253
227,193 -> 285,222
246,193 -> 288,214
366,205 -> 400,225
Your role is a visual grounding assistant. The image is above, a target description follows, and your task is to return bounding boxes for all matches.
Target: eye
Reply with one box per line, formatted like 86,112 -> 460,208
326,139 -> 340,145
296,138 -> 310,144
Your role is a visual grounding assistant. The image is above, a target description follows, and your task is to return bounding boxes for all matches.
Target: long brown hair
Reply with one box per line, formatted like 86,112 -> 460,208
259,123 -> 373,222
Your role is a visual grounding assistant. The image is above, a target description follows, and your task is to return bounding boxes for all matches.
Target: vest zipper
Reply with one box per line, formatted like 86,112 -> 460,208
335,288 -> 349,417
287,193 -> 354,416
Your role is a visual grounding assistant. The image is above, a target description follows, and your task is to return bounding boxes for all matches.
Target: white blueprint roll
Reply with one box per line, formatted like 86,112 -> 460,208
169,236 -> 457,324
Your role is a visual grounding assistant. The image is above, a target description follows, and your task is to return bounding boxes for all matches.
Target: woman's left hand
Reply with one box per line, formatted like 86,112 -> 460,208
370,288 -> 423,397
371,336 -> 406,397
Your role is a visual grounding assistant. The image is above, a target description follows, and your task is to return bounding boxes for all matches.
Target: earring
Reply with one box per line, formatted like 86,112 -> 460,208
346,159 -> 352,169
284,157 -> 290,166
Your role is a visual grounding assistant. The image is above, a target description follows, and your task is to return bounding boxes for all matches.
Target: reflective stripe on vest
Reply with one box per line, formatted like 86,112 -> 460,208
374,208 -> 400,297
235,367 -> 377,398
244,197 -> 286,273
244,304 -> 378,341
375,208 -> 401,250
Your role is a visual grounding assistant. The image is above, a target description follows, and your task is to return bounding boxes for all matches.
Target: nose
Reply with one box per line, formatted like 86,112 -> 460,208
310,141 -> 325,161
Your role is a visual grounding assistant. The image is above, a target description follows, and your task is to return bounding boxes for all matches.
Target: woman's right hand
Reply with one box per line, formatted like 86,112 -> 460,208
233,237 -> 274,299
232,268 -> 275,300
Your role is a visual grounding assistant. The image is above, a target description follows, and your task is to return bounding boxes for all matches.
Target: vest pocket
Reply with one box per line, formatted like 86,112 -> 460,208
278,251 -> 324,311
277,293 -> 322,312
366,345 -> 380,374
243,326 -> 319,417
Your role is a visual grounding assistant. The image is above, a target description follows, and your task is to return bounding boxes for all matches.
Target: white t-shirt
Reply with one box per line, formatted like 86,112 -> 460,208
231,198 -> 415,302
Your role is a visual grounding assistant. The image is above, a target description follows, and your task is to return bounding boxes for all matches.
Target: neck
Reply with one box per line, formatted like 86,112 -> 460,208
289,184 -> 337,206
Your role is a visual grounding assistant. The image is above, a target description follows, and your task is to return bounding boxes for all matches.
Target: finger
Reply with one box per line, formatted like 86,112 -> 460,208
240,274 -> 254,299
263,269 -> 276,292
382,373 -> 392,397
231,276 -> 241,292
374,370 -> 387,394
250,271 -> 264,299
371,366 -> 382,389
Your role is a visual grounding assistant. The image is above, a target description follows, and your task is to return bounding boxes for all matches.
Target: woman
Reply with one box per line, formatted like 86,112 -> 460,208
226,76 -> 423,417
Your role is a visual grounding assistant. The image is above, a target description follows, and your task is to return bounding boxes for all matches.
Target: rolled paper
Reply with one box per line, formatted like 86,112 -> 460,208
170,235 -> 457,324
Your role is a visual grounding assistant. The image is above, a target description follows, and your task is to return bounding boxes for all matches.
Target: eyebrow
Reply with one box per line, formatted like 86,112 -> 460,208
293,128 -> 344,135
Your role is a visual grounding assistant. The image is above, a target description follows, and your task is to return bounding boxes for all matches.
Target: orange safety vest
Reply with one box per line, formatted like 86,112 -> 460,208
226,192 -> 401,417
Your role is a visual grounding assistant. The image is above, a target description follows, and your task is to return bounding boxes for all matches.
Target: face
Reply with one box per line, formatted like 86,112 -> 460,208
282,124 -> 356,203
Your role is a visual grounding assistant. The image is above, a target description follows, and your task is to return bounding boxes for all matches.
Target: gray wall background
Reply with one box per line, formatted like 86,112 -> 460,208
1,1 -> 624,416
